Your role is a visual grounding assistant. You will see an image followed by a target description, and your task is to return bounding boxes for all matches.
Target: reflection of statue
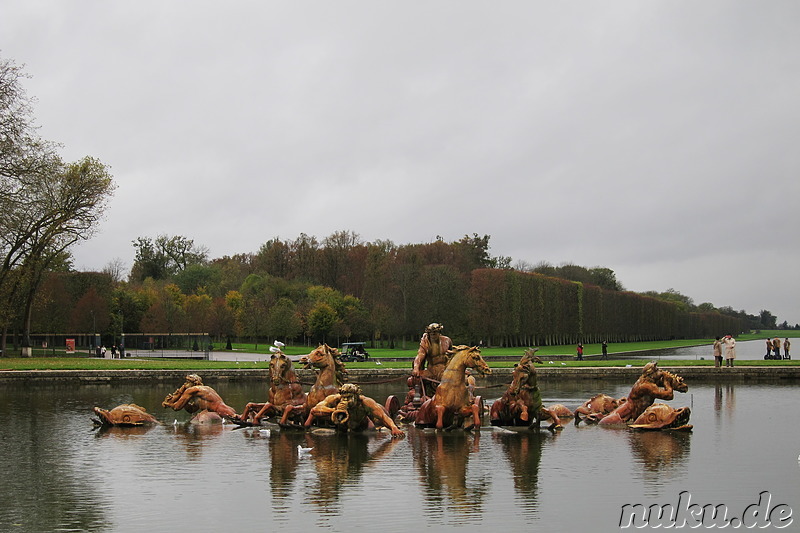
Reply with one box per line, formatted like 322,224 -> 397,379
92,404 -> 158,427
629,403 -> 692,431
413,323 -> 454,397
414,345 -> 492,430
237,351 -> 306,425
490,348 -> 562,430
162,374 -> 238,423
493,431 -> 547,508
574,394 -> 627,425
599,363 -> 688,426
410,430 -> 486,516
627,429 -> 691,483
308,383 -> 405,438
306,432 -> 400,509
239,429 -> 303,502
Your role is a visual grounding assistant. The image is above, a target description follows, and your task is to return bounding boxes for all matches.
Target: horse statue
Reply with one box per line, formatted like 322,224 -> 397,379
489,348 -> 563,431
414,345 -> 492,430
236,349 -> 307,426
301,343 -> 349,428
599,362 -> 688,426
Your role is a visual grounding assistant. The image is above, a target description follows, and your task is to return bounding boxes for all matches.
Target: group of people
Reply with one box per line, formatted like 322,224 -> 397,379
94,344 -> 123,359
575,340 -> 609,360
765,337 -> 791,360
712,335 -> 738,367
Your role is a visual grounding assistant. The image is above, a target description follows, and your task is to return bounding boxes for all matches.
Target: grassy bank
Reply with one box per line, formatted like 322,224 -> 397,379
1,357 -> 798,371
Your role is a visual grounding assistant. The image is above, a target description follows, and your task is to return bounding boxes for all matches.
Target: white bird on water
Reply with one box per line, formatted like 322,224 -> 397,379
297,444 -> 313,456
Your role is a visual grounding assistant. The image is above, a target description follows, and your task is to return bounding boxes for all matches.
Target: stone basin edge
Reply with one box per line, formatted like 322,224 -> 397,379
1,366 -> 798,385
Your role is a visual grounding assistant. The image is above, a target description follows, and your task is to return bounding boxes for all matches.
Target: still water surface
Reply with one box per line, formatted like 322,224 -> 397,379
1,378 -> 797,532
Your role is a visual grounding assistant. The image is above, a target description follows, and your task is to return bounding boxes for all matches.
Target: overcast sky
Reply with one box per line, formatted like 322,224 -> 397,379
3,2 -> 799,325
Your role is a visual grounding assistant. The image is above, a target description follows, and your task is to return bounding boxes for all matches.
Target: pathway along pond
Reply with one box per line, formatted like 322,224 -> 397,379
1,378 -> 797,532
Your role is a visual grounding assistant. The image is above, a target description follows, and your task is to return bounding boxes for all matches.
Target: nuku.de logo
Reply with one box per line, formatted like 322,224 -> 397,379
619,490 -> 793,529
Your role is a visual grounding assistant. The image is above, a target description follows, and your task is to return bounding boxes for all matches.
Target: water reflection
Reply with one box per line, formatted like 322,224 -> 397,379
2,381 -> 798,532
308,433 -> 401,511
492,431 -> 548,513
627,430 -> 691,486
93,424 -> 156,438
409,430 -> 487,521
714,383 -> 736,423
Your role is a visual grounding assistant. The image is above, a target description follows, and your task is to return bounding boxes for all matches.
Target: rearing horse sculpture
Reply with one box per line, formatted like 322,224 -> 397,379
490,348 -> 563,431
302,343 -> 348,428
237,350 -> 307,425
414,345 -> 492,430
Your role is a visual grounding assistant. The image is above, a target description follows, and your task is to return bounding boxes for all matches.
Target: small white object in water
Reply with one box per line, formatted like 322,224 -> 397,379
173,419 -> 178,426
259,429 -> 271,437
297,444 -> 313,455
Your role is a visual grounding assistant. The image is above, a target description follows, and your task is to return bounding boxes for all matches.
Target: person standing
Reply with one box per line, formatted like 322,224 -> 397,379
576,342 -> 584,361
602,341 -> 608,360
766,338 -> 774,359
722,335 -> 736,367
713,336 -> 723,368
773,337 -> 781,359
784,338 -> 791,359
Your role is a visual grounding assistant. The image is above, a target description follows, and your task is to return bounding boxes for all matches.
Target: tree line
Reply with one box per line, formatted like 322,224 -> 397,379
5,229 -> 783,355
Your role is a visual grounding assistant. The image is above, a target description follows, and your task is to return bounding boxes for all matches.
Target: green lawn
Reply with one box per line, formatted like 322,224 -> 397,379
1,333 -> 797,370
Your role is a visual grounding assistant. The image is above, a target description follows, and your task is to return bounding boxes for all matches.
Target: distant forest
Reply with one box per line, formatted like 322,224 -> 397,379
11,231 -> 788,352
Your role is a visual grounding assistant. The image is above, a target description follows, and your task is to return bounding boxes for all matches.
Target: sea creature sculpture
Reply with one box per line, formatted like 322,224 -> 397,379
92,404 -> 158,427
573,394 -> 627,425
414,345 -> 492,430
546,404 -> 574,420
489,348 -> 563,431
629,403 -> 692,431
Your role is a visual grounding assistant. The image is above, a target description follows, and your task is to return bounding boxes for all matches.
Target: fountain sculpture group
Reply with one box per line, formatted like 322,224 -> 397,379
92,343 -> 692,434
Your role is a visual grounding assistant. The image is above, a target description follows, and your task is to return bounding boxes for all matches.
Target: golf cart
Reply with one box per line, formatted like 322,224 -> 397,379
340,342 -> 370,362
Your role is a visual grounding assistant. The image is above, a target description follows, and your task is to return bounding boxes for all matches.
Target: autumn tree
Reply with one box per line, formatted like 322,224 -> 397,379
130,234 -> 208,282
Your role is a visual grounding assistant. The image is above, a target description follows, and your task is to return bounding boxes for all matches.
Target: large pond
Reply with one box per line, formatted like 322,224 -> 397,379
1,378 -> 797,532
